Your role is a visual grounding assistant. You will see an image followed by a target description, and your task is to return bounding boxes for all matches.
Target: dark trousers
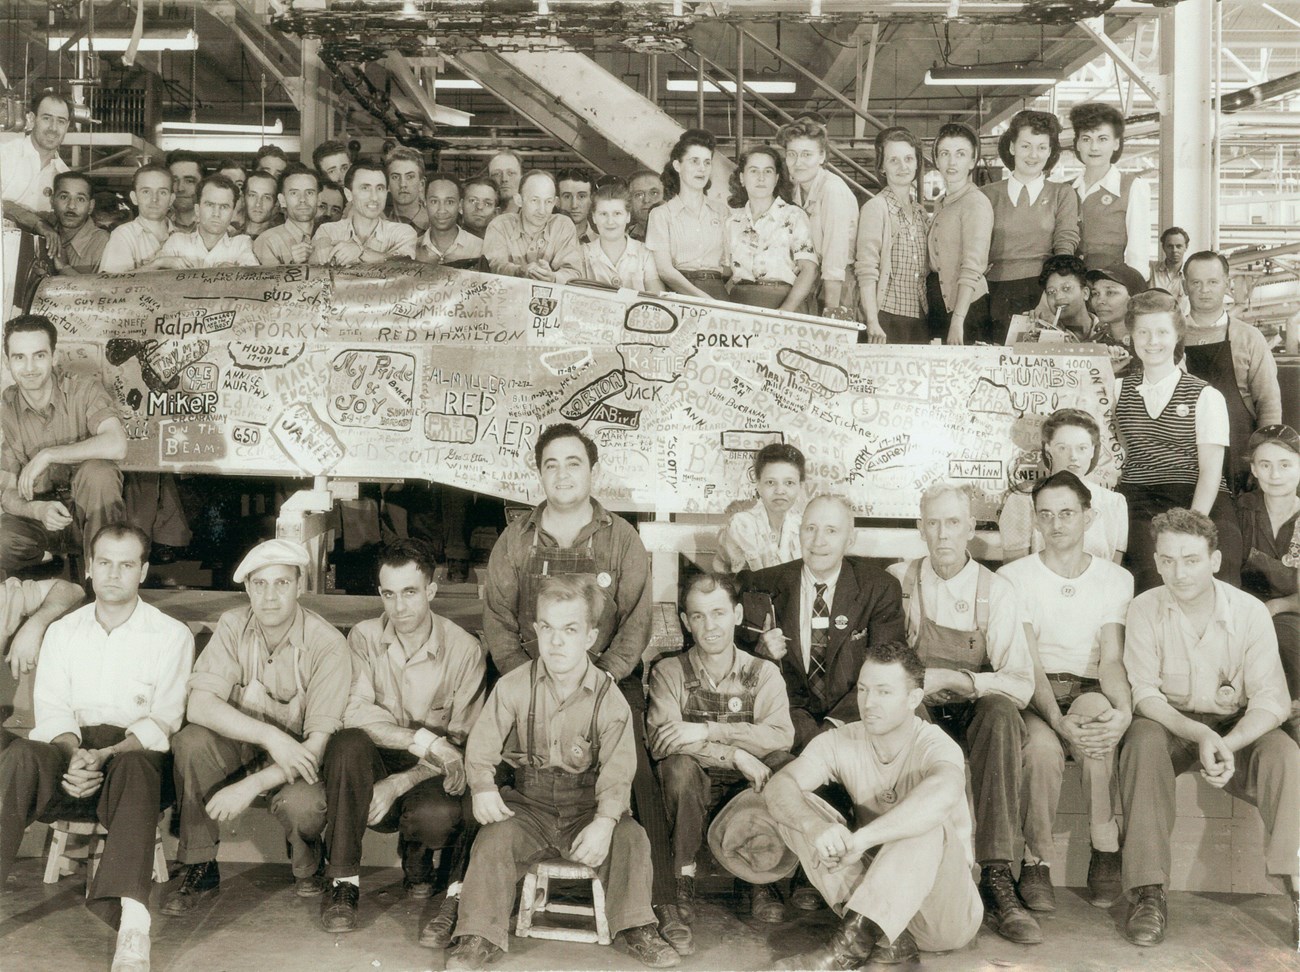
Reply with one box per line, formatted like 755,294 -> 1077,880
872,310 -> 930,345
619,674 -> 675,907
1119,483 -> 1243,594
0,725 -> 169,914
1119,716 -> 1300,891
0,459 -> 125,572
730,281 -> 791,309
926,271 -> 994,344
321,727 -> 472,880
986,277 -> 1043,343
658,752 -> 793,873
923,695 -> 1024,863
171,723 -> 326,877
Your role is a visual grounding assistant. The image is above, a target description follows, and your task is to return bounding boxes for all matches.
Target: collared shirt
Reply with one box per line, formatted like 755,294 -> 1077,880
188,604 -> 350,738
878,190 -> 927,318
0,135 -> 68,213
647,645 -> 794,768
1073,167 -> 1152,274
1116,369 -> 1229,447
714,496 -> 805,573
795,168 -> 858,284
481,213 -> 583,283
99,219 -> 172,273
1125,580 -> 1290,724
388,205 -> 430,233
580,237 -> 662,292
1,576 -> 60,642
1148,262 -> 1188,311
997,553 -> 1133,678
418,226 -> 484,266
253,220 -> 314,266
886,556 -> 1035,706
58,219 -> 108,273
311,217 -> 419,264
644,194 -> 729,273
798,563 -> 842,673
726,196 -> 817,287
1007,173 -> 1046,207
344,613 -> 486,746
30,599 -> 194,752
483,498 -> 651,681
466,658 -> 635,820
151,228 -> 259,269
1,373 -> 118,491
796,719 -> 973,866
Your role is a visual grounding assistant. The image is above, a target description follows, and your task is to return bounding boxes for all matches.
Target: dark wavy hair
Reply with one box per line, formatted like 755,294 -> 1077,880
861,641 -> 925,691
727,146 -> 794,208
661,129 -> 716,200
1069,102 -> 1126,163
998,110 -> 1063,175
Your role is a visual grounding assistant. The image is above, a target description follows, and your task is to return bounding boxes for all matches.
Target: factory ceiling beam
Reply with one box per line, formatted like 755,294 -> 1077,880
382,52 -> 474,129
1076,15 -> 1158,104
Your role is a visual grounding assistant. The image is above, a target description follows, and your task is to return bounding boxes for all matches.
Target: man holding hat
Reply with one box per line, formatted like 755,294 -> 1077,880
648,572 -> 794,943
163,538 -> 350,916
758,642 -> 982,969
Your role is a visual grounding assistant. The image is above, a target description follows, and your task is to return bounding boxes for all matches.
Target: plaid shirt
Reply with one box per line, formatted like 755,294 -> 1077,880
879,191 -> 928,318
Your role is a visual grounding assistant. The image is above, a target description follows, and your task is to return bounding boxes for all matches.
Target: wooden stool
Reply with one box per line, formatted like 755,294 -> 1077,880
515,859 -> 611,945
44,820 -> 168,897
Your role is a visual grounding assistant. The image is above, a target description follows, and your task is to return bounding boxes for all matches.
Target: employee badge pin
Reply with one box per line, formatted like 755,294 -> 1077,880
834,615 -> 848,630
727,696 -> 743,713
1175,403 -> 1191,418
1215,682 -> 1236,707
596,571 -> 612,588
954,600 -> 969,613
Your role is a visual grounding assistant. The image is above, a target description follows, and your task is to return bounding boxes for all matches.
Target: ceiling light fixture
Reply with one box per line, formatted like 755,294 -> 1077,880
924,65 -> 1061,86
159,119 -> 284,134
666,77 -> 797,95
47,28 -> 198,52
433,78 -> 482,90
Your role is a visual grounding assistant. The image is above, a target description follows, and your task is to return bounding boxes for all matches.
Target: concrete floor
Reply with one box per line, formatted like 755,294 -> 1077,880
1,860 -> 1295,972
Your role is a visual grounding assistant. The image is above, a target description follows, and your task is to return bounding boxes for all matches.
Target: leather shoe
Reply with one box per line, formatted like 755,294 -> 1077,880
614,923 -> 681,968
654,904 -> 695,956
790,868 -> 824,912
1124,884 -> 1167,946
776,911 -> 879,970
748,881 -> 785,924
446,935 -> 501,970
979,864 -> 1042,944
320,880 -> 359,933
295,871 -> 329,897
867,928 -> 918,965
1017,862 -> 1056,912
674,874 -> 696,925
419,894 -> 459,949
1086,848 -> 1123,908
161,861 -> 220,916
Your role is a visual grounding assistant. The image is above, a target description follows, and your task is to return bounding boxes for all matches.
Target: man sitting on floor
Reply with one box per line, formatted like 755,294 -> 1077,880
0,524 -> 193,972
761,642 -> 983,969
648,571 -> 795,945
163,539 -> 349,916
447,575 -> 678,970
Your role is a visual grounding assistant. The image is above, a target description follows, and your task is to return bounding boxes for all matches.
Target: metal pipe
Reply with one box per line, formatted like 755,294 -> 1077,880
735,25 -> 744,158
696,51 -> 705,131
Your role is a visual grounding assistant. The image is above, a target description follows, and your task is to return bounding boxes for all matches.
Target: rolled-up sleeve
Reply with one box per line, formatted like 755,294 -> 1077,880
128,624 -> 194,751
1124,595 -> 1166,710
444,628 -> 488,747
958,193 -> 994,294
818,176 -> 857,282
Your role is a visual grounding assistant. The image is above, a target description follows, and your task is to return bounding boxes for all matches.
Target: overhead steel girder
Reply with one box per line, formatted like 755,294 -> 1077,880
1076,15 -> 1158,104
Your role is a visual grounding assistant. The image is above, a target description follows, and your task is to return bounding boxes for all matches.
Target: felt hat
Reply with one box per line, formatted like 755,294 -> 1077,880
707,789 -> 800,884
232,538 -> 310,584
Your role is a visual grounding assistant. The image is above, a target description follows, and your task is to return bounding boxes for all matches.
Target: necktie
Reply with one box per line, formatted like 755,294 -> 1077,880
810,582 -> 829,701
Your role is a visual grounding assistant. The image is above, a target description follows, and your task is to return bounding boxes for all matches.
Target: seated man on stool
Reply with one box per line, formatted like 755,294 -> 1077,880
0,524 -> 193,972
163,539 -> 350,915
1,314 -> 127,576
885,480 -> 1039,945
761,643 -> 983,969
1119,508 -> 1299,948
319,540 -> 486,943
448,575 -> 678,971
997,471 -> 1135,911
648,572 -> 795,943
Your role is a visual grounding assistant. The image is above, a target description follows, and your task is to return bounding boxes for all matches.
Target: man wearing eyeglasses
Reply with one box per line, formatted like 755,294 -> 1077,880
162,539 -> 350,917
997,471 -> 1135,913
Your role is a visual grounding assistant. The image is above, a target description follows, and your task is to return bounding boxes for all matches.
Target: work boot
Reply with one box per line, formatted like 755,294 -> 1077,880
320,880 -> 359,933
653,904 -> 695,956
446,935 -> 501,970
1016,862 -> 1056,912
401,838 -> 435,898
867,927 -> 919,965
1123,885 -> 1167,946
747,881 -> 785,923
979,863 -> 1042,944
419,894 -> 460,949
160,861 -> 220,916
775,910 -> 880,970
674,873 -> 696,924
1086,848 -> 1123,908
295,870 -> 329,897
111,927 -> 150,972
614,923 -> 681,968
790,867 -> 824,911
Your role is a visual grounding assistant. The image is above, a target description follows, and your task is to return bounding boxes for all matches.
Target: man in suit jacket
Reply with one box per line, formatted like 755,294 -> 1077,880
738,495 -> 906,751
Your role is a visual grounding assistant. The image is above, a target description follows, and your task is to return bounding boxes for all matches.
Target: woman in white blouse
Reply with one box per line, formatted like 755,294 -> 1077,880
714,443 -> 808,572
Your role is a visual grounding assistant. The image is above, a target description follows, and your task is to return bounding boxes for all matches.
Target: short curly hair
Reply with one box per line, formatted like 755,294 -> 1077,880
998,110 -> 1062,175
861,641 -> 925,691
1151,508 -> 1218,552
1069,102 -> 1126,163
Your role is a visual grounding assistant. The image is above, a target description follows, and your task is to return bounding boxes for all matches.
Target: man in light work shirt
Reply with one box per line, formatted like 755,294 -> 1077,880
254,164 -> 319,266
1118,508 -> 1299,948
148,174 -> 258,269
311,159 -> 418,266
481,170 -> 583,283
0,90 -> 72,249
99,164 -> 174,273
49,171 -> 107,274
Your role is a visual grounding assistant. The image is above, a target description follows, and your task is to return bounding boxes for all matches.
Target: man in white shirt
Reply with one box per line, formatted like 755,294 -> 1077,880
415,174 -> 483,267
385,148 -> 429,232
148,175 -> 258,270
0,523 -> 194,972
885,480 -> 1039,945
997,471 -> 1135,911
311,160 -> 418,266
254,164 -> 318,267
0,90 -> 72,249
1148,227 -> 1189,308
99,165 -> 174,273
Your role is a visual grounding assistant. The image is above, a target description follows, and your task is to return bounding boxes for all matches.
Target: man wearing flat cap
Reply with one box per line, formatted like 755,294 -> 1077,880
163,538 -> 350,916
761,642 -> 982,969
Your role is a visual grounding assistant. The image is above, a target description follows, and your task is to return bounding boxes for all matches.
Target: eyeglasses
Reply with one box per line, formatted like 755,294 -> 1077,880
784,150 -> 819,162
1034,509 -> 1082,524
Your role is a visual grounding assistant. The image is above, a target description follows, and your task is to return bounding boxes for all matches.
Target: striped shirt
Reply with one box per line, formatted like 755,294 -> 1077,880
1115,370 -> 1227,489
